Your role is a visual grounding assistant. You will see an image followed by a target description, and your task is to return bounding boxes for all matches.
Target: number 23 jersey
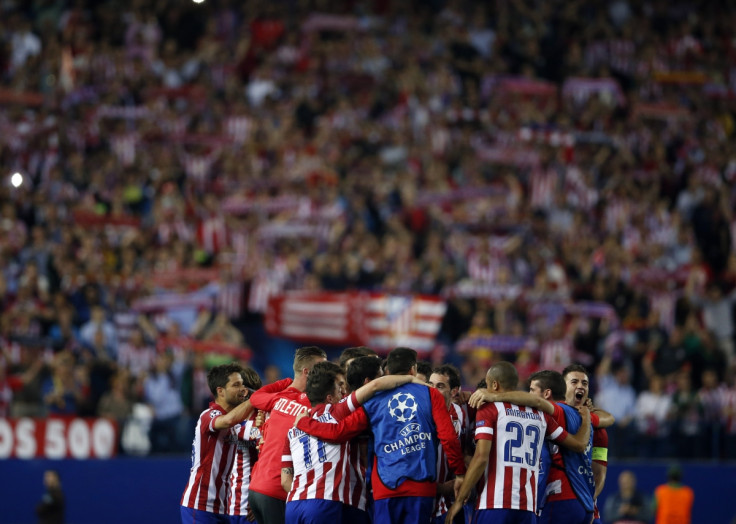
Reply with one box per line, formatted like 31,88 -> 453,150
474,401 -> 569,513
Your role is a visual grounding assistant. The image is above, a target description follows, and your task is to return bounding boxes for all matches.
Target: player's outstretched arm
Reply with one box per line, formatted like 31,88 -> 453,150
468,389 -> 554,415
352,374 -> 423,406
214,399 -> 255,430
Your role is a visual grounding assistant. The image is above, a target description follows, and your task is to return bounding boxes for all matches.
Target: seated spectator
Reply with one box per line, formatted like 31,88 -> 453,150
603,470 -> 652,524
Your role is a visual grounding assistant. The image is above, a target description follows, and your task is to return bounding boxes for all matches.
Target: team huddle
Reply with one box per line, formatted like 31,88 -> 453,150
179,346 -> 612,524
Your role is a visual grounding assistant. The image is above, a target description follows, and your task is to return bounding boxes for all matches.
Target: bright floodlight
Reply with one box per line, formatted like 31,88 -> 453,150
192,0 -> 205,3
11,172 -> 23,188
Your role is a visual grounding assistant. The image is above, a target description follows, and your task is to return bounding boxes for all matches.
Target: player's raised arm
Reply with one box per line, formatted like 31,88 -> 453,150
468,389 -> 555,415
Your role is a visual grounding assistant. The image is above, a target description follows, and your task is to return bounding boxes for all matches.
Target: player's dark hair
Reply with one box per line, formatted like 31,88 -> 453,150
241,366 -> 262,392
487,361 -> 518,391
529,370 -> 566,400
207,363 -> 245,396
293,346 -> 327,375
339,346 -> 377,371
386,347 -> 417,375
476,379 -> 487,389
346,355 -> 383,392
306,361 -> 343,404
416,360 -> 432,381
432,364 -> 461,390
562,364 -> 589,380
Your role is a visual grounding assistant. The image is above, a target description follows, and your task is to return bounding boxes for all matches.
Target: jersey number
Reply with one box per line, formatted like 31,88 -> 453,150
503,422 -> 541,467
298,434 -> 327,469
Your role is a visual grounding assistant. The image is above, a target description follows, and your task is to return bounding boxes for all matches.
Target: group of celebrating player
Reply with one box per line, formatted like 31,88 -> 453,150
179,345 -> 613,524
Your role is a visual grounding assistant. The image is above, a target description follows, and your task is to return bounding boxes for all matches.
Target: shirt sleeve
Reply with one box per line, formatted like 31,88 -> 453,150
330,391 -> 360,421
592,427 -> 608,465
296,406 -> 369,442
590,411 -> 600,428
430,388 -> 467,476
281,434 -> 293,469
250,378 -> 294,411
543,412 -> 570,443
474,404 -> 497,442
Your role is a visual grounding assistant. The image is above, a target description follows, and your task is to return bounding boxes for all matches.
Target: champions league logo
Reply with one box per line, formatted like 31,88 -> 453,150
388,392 -> 418,423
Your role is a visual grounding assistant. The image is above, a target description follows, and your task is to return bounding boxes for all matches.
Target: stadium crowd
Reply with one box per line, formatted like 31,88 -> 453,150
1,0 -> 736,462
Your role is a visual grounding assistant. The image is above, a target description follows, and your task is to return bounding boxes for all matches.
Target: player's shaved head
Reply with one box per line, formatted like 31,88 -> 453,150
487,361 -> 518,391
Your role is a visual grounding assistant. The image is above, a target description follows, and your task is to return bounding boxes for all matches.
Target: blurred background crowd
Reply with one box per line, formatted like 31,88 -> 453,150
1,0 -> 736,460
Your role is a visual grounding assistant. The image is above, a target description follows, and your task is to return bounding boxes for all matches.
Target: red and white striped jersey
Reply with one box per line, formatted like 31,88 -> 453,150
181,402 -> 240,514
474,401 -> 567,513
227,414 -> 262,516
434,402 -> 464,517
282,403 -> 351,503
330,392 -> 367,510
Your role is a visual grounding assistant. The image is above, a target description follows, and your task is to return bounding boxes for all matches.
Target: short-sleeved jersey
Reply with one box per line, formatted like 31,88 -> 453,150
434,403 -> 463,517
282,403 -> 352,503
330,392 -> 368,510
591,427 -> 608,520
227,413 -> 262,516
250,379 -> 311,500
474,401 -> 568,513
181,402 -> 239,514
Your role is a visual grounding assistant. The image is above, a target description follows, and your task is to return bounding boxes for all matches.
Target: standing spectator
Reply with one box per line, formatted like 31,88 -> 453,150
142,351 -> 189,454
41,351 -> 86,416
603,470 -> 652,524
653,465 -> 694,524
117,327 -> 156,381
79,305 -> 118,358
633,374 -> 673,458
596,356 -> 637,458
35,469 -> 64,524
671,371 -> 705,459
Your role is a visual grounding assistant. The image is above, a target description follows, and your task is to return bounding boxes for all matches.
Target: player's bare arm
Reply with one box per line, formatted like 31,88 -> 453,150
586,398 -> 615,428
352,374 -> 425,406
446,439 -> 490,524
214,399 -> 255,430
280,467 -> 294,493
468,389 -> 554,415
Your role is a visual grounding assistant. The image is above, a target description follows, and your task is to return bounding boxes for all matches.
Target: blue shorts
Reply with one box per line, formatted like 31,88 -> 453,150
472,508 -> 537,524
592,519 -> 602,524
432,506 -> 470,524
230,516 -> 253,524
343,504 -> 371,524
539,500 -> 593,524
373,496 -> 434,524
285,499 -> 343,524
180,506 -> 229,524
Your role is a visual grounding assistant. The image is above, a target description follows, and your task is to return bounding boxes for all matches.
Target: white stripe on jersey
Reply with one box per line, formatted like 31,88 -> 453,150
227,418 -> 261,516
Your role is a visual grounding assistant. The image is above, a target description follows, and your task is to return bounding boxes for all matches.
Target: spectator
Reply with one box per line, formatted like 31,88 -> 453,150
633,374 -> 673,458
596,355 -> 637,458
603,470 -> 652,524
35,469 -> 64,524
142,351 -> 190,454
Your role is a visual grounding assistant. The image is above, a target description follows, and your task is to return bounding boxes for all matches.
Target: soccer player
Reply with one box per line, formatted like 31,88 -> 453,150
338,346 -> 378,372
295,347 -> 467,524
281,361 -> 353,524
428,365 -> 465,524
180,363 -> 258,523
227,366 -> 264,523
248,346 -> 327,524
537,365 -> 609,524
446,362 -> 589,524
416,360 -> 433,383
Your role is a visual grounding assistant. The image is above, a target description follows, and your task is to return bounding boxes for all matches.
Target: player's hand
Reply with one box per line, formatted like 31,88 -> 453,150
445,501 -> 462,524
255,410 -> 266,428
468,389 -> 495,409
246,505 -> 256,521
293,409 -> 308,427
456,390 -> 472,405
577,405 -> 590,418
453,474 -> 465,500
